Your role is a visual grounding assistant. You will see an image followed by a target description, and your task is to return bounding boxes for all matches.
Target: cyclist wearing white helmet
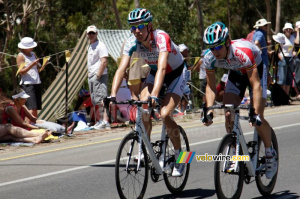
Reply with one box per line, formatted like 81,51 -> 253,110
110,8 -> 187,177
202,22 -> 277,179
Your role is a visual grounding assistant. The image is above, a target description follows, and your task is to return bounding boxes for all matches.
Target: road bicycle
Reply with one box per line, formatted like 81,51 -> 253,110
105,98 -> 190,199
203,104 -> 278,199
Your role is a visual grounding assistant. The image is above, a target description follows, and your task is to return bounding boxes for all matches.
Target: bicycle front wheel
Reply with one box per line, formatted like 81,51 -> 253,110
163,125 -> 190,194
255,127 -> 279,196
214,134 -> 244,199
115,132 -> 149,199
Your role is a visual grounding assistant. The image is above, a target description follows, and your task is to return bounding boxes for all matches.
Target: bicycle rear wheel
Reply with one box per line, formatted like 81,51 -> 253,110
163,125 -> 190,194
115,132 -> 149,199
214,133 -> 244,199
255,127 -> 279,196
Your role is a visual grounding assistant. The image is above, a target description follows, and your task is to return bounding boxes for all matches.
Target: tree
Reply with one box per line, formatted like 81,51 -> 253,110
275,0 -> 281,34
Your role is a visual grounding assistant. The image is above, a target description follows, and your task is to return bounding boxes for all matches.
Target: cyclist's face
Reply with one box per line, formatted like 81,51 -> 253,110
211,42 -> 228,60
131,22 -> 149,41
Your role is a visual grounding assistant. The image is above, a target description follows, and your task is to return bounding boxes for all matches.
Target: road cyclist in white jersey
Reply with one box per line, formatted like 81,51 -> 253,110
109,8 -> 187,177
202,22 -> 277,179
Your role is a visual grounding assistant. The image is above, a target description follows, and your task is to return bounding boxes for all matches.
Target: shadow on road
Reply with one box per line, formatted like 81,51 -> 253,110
252,190 -> 299,199
148,188 -> 215,199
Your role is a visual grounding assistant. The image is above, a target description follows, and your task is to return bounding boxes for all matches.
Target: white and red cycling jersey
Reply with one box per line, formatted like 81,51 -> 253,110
203,39 -> 262,75
123,29 -> 184,73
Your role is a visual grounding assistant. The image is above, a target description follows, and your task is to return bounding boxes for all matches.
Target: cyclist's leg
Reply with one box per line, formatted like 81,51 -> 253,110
163,65 -> 187,150
223,71 -> 246,133
250,63 -> 272,148
140,83 -> 153,138
160,92 -> 181,149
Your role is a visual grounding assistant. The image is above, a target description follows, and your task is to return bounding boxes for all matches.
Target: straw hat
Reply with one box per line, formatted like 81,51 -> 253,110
18,37 -> 37,49
253,19 -> 271,28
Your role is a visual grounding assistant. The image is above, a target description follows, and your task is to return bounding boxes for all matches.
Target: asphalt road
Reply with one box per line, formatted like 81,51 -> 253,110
0,105 -> 300,199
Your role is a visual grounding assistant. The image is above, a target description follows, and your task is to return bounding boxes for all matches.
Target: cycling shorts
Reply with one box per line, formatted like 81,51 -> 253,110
225,62 -> 267,99
145,62 -> 186,98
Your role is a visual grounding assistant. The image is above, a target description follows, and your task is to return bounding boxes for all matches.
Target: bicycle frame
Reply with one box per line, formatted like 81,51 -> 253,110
129,103 -> 167,175
223,105 -> 261,177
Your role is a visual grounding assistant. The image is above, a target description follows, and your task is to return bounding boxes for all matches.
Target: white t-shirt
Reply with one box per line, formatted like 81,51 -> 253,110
281,34 -> 295,57
199,58 -> 207,80
87,40 -> 108,77
19,52 -> 41,85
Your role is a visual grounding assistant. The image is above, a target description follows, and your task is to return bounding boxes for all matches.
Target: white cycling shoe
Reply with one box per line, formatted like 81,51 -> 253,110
265,149 -> 278,179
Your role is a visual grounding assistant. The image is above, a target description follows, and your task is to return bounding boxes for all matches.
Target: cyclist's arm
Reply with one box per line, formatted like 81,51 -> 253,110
247,67 -> 263,114
150,51 -> 168,97
111,54 -> 131,97
205,70 -> 217,107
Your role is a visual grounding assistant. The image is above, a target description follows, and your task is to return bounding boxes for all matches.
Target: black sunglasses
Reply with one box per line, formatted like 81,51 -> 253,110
87,32 -> 96,35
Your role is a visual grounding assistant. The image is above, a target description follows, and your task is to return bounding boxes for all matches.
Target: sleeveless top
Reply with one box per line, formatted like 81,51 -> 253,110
19,52 -> 41,85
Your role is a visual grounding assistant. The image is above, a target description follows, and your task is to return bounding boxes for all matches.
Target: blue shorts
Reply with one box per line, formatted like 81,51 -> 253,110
278,58 -> 294,86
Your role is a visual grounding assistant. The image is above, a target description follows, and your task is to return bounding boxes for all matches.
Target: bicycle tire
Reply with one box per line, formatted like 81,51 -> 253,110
214,133 -> 244,199
163,125 -> 190,194
255,127 -> 279,196
115,132 -> 149,199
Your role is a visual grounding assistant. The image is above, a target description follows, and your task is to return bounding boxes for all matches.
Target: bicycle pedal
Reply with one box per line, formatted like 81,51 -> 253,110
247,141 -> 257,147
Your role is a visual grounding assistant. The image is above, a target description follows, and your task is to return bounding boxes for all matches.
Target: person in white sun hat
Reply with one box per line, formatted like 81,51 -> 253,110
273,22 -> 297,96
16,37 -> 47,123
292,21 -> 300,99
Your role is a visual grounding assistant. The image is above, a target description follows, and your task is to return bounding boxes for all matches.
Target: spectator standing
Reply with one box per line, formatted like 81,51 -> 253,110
120,41 -> 150,100
275,23 -> 296,95
253,19 -> 271,69
17,37 -> 45,123
192,49 -> 207,103
293,21 -> 300,99
86,25 -> 110,129
178,44 -> 191,113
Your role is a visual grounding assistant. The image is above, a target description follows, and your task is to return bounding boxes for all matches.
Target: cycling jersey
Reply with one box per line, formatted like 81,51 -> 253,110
123,29 -> 184,73
203,39 -> 262,75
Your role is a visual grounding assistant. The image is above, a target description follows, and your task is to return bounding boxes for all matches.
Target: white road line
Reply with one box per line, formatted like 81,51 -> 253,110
0,123 -> 299,188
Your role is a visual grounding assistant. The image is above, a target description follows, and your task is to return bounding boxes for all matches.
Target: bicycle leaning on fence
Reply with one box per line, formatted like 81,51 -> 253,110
203,104 -> 279,199
104,97 -> 190,199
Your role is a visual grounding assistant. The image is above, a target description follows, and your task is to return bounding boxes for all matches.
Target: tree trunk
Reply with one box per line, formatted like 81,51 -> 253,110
265,0 -> 272,39
48,0 -> 60,67
134,0 -> 140,8
226,0 -> 231,35
112,0 -> 122,29
275,0 -> 281,34
196,0 -> 204,49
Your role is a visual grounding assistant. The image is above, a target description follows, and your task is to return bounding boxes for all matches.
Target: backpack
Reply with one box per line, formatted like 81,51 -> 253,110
246,30 -> 255,42
270,83 -> 290,106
